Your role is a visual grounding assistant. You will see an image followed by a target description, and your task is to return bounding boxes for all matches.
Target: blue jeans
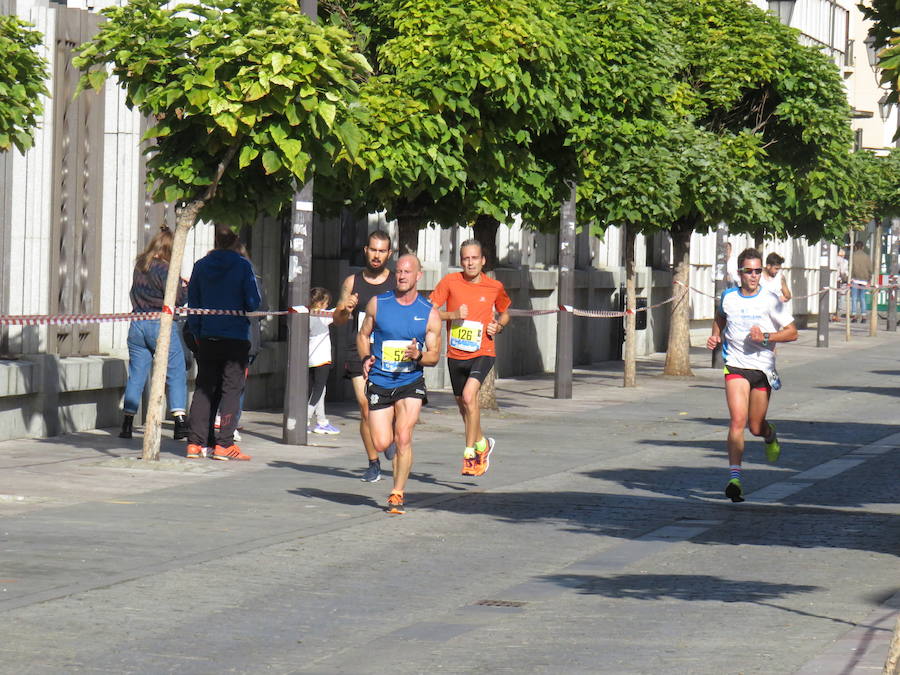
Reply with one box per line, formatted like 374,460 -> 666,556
851,285 -> 867,316
123,320 -> 187,415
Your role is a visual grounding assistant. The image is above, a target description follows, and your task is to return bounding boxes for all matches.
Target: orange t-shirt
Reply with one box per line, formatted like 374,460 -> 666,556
430,272 -> 512,360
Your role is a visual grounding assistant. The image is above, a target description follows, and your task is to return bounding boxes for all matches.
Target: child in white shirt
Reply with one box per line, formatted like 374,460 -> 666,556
309,287 -> 339,434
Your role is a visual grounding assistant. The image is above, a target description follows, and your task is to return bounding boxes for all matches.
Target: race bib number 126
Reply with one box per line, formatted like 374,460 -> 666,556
449,320 -> 483,352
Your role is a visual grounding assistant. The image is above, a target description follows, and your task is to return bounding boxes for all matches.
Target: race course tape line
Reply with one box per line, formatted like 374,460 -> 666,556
1,281 -> 893,326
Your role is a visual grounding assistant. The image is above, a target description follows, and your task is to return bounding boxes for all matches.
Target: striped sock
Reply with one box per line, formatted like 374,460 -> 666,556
729,465 -> 742,481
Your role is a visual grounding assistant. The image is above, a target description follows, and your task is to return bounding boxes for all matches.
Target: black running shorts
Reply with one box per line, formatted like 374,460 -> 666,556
365,377 -> 428,411
344,356 -> 364,379
447,356 -> 496,397
724,365 -> 770,391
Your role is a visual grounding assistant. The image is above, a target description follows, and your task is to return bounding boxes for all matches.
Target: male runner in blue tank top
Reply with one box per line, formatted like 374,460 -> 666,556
357,254 -> 442,514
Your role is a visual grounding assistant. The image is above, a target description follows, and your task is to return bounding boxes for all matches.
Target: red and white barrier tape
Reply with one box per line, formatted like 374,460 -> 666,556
9,279 -> 899,327
676,279 -> 900,303
0,306 -> 332,326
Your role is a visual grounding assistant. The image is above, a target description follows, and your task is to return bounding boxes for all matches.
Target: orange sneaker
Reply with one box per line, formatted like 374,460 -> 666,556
386,492 -> 405,515
472,437 -> 495,476
186,443 -> 206,459
212,444 -> 251,461
461,456 -> 477,476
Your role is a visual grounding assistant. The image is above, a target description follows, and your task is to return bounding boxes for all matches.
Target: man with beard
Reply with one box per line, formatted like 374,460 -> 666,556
707,248 -> 797,503
358,254 -> 441,514
333,230 -> 396,482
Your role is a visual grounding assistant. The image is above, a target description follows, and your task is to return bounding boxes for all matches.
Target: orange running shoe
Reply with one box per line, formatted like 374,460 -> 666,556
472,437 -> 495,476
212,444 -> 251,461
386,492 -> 405,515
186,443 -> 206,459
461,456 -> 477,476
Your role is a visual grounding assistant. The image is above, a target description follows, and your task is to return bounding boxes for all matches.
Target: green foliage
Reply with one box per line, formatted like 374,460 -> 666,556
74,0 -> 370,225
559,0 -> 684,233
322,0 -> 856,247
855,148 -> 900,222
318,0 -> 593,228
659,0 -> 855,242
0,15 -> 49,153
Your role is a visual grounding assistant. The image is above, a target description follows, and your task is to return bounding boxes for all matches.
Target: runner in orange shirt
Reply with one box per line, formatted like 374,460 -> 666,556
430,239 -> 511,476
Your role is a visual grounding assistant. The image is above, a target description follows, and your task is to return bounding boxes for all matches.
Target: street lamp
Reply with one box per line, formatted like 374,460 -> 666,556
879,94 -> 894,122
865,33 -> 879,68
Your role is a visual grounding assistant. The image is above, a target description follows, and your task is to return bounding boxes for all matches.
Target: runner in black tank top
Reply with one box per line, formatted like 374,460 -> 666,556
332,231 -> 396,482
345,269 -> 396,369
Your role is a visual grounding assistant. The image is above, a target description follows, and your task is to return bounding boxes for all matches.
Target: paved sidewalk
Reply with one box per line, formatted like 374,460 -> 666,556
0,321 -> 897,674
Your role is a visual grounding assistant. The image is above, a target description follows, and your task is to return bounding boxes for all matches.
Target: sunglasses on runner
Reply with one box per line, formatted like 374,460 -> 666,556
740,267 -> 763,275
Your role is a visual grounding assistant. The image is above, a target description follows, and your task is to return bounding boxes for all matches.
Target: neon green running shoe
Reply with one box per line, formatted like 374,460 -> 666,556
725,478 -> 744,503
764,424 -> 781,463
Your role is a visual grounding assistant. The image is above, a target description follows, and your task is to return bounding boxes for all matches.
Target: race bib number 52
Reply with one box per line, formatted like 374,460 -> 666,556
449,320 -> 483,352
381,339 -> 415,372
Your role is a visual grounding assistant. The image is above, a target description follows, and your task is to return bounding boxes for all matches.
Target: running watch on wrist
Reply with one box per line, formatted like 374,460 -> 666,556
762,333 -> 770,347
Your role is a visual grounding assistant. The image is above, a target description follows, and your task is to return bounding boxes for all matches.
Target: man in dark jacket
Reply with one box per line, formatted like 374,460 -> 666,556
185,229 -> 261,460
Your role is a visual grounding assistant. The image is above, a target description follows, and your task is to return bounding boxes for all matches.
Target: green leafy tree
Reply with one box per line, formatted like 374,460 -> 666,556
0,14 -> 49,153
858,147 -> 900,220
655,0 -> 857,376
74,0 -> 369,460
320,0 -> 592,253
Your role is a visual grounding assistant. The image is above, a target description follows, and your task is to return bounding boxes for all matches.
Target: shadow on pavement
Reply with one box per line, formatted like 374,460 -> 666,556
270,460 -> 469,491
818,384 -> 900,399
269,460 -> 366,481
289,487 -> 380,508
543,572 -> 818,602
539,573 -> 890,631
286,486 -> 900,557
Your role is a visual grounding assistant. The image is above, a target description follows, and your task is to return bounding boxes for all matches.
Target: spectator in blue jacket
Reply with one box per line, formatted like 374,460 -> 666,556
185,228 -> 261,460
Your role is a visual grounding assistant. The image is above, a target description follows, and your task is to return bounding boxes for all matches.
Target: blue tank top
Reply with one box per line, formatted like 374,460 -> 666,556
370,292 -> 432,388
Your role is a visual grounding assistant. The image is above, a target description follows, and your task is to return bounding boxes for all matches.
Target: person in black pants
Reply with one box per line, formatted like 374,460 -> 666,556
185,228 -> 261,460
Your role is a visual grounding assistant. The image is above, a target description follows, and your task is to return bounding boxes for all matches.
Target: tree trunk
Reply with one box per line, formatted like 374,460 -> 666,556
478,366 -> 498,411
885,613 -> 900,675
396,212 -> 420,256
141,202 -> 198,461
473,214 -> 500,271
623,225 -> 637,387
475,214 -> 501,410
663,221 -> 694,377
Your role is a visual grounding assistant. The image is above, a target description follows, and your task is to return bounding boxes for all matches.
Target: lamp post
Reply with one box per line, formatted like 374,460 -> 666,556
281,0 -> 318,446
817,241 -> 830,348
865,33 -> 879,69
879,94 -> 894,123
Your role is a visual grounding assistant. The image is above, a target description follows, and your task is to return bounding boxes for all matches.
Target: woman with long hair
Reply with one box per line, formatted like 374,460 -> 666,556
119,225 -> 189,440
